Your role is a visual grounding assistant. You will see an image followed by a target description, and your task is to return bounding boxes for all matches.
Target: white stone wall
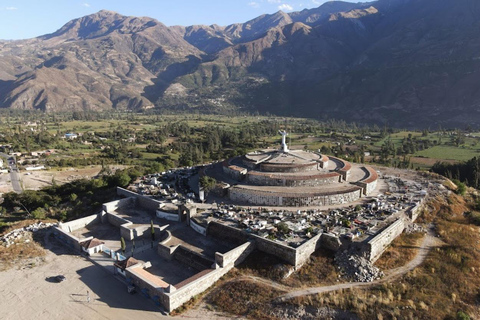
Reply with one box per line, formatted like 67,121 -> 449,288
156,210 -> 180,221
246,172 -> 339,187
190,219 -> 207,236
229,187 -> 362,207
366,219 -> 405,262
59,213 -> 100,233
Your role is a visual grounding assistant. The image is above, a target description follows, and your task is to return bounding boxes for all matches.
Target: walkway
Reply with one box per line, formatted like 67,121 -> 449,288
276,227 -> 442,302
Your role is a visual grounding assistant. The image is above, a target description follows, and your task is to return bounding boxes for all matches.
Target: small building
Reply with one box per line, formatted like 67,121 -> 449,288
25,165 -> 46,171
65,133 -> 78,140
79,238 -> 104,255
114,257 -> 140,278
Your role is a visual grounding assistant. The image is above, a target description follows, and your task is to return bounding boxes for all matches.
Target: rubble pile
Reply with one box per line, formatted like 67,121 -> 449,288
0,222 -> 56,248
335,250 -> 384,282
405,223 -> 427,234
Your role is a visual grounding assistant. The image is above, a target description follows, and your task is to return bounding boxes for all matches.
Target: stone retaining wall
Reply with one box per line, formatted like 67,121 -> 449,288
58,213 -> 100,233
208,222 -> 329,269
117,187 -> 161,212
214,241 -> 256,268
190,218 -> 207,236
328,156 -> 352,181
174,246 -> 214,271
53,226 -> 86,252
207,221 -> 249,245
229,186 -> 362,206
356,166 -> 379,196
292,233 -> 323,268
156,210 -> 180,222
408,198 -> 425,222
103,198 -> 133,214
222,160 -> 247,181
259,161 -> 318,173
165,240 -> 254,312
245,171 -> 340,187
366,218 -> 406,262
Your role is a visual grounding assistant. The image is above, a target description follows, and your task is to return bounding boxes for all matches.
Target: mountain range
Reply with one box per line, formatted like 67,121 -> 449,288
0,0 -> 479,128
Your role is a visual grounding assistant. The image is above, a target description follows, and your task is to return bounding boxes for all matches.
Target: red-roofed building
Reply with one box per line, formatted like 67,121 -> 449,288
79,238 -> 104,255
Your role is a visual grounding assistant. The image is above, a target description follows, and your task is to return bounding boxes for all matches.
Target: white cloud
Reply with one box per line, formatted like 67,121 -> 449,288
82,3 -> 91,7
248,1 -> 260,8
267,0 -> 281,3
312,0 -> 323,5
5,7 -> 17,10
278,4 -> 294,11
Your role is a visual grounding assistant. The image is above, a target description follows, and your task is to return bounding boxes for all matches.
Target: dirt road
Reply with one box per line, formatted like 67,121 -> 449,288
276,227 -> 442,302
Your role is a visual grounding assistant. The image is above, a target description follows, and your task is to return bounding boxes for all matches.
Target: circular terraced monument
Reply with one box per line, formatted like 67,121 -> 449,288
205,131 -> 379,207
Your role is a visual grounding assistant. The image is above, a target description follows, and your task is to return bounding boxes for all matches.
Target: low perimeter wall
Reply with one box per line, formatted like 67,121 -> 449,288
58,213 -> 100,233
103,198 -> 134,214
408,197 -> 425,222
117,187 -> 162,212
365,218 -> 406,263
207,222 -> 330,269
165,241 -> 255,312
156,210 -> 180,222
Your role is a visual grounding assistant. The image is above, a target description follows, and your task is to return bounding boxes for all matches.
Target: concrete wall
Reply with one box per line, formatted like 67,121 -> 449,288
157,243 -> 177,261
166,240 -> 255,312
106,212 -> 135,240
252,234 -> 297,266
107,212 -> 131,228
245,172 -> 340,187
366,218 -> 406,263
356,166 -> 378,196
156,210 -> 180,222
294,233 -> 323,268
166,269 -> 223,312
229,186 -> 362,207
207,222 -> 249,245
215,241 -> 256,268
59,213 -> 100,233
207,222 -> 297,266
174,246 -> 214,271
328,156 -> 351,181
117,187 -> 162,212
103,198 -> 133,214
125,266 -> 170,308
408,198 -> 425,222
190,219 -> 207,236
259,162 -> 318,173
52,226 -> 83,252
222,162 -> 247,181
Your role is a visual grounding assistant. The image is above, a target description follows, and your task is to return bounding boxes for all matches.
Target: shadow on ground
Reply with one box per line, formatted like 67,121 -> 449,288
76,264 -> 163,313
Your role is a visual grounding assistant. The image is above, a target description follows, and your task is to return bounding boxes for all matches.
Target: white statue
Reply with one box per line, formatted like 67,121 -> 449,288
279,130 -> 289,152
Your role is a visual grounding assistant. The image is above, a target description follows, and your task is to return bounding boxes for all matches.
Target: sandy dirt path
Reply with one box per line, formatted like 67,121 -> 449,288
276,226 -> 442,301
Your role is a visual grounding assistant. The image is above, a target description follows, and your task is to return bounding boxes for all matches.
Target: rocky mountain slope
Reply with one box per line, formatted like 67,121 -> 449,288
1,0 -> 479,127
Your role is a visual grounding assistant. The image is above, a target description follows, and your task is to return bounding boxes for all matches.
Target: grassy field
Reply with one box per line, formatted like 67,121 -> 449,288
414,145 -> 480,161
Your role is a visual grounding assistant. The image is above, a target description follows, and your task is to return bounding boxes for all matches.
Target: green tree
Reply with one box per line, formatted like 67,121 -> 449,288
69,193 -> 78,202
277,222 -> 290,235
120,237 -> 126,255
31,207 -> 46,219
199,176 -> 217,193
151,220 -> 155,241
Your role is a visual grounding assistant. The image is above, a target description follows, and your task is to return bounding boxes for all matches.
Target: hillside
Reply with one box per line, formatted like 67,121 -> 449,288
1,0 -> 480,128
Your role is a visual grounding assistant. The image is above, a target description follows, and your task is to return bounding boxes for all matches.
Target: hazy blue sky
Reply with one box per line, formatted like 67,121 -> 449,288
0,0 -> 365,40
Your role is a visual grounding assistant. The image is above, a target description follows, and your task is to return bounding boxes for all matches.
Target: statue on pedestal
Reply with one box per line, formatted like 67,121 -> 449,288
278,130 -> 289,152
